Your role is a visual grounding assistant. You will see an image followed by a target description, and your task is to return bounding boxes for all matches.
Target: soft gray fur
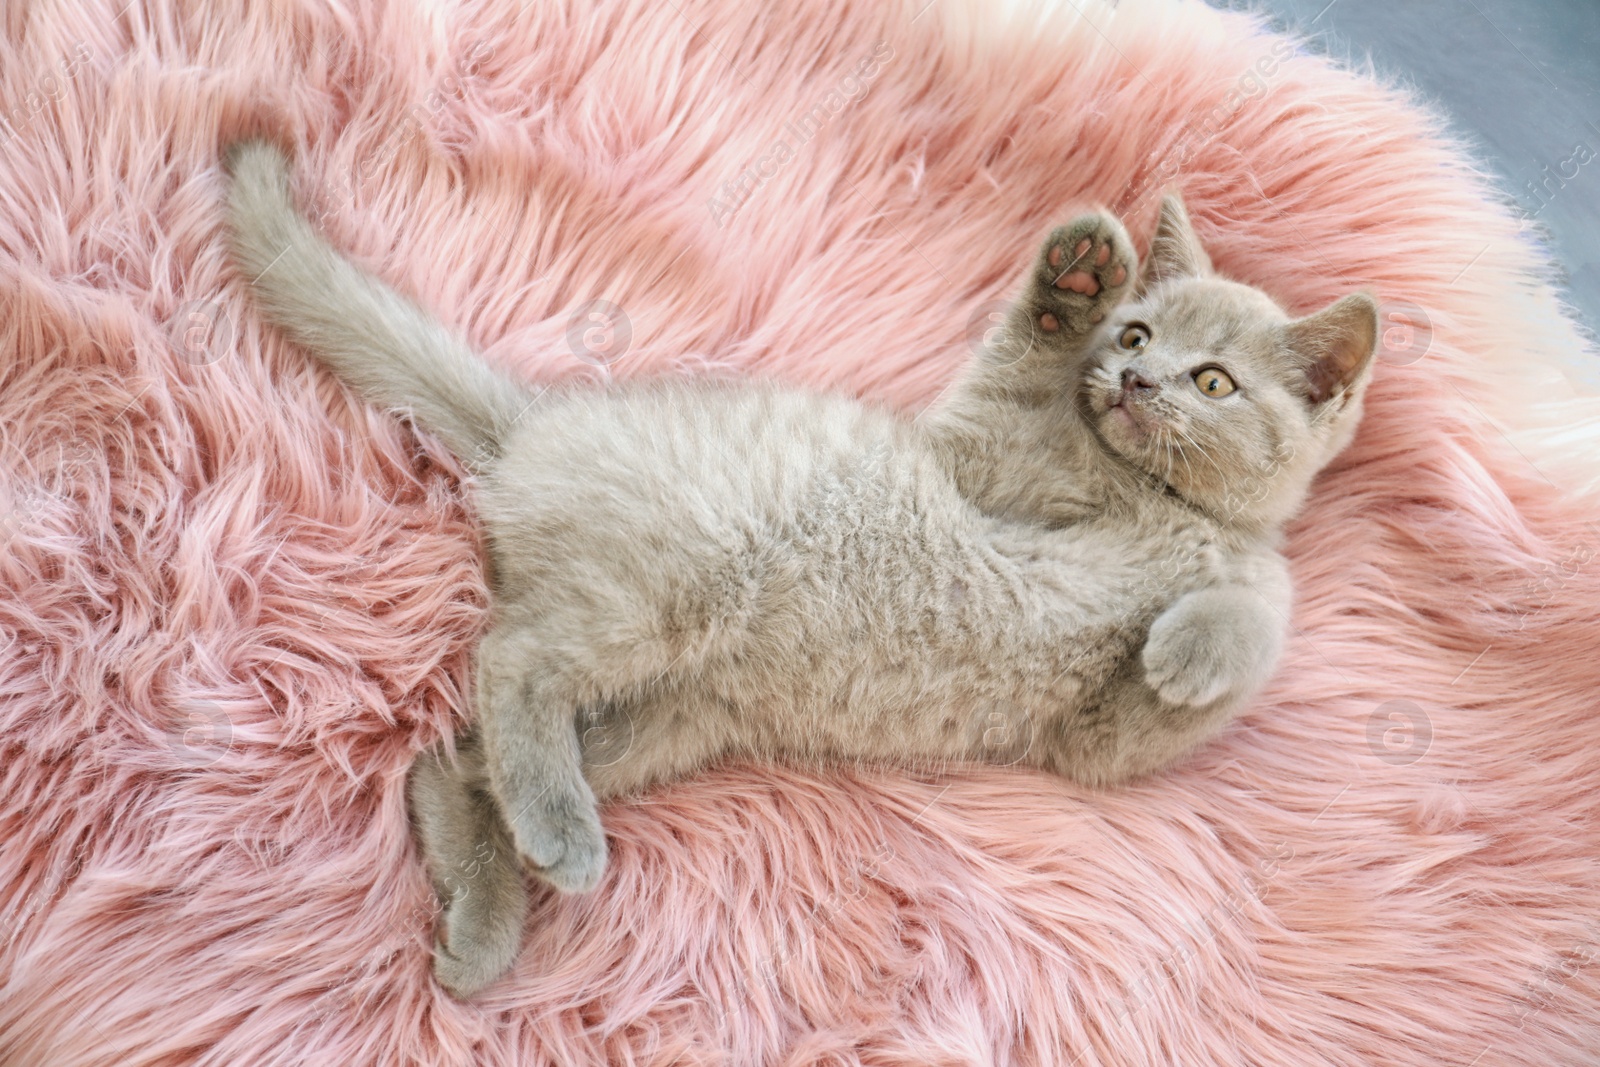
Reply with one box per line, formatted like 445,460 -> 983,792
224,141 -> 1378,997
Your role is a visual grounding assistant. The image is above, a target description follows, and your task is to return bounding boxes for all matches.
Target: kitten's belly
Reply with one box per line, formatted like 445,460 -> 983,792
487,378 -> 1224,769
747,499 -> 1217,759
622,571 -> 1153,773
636,507 -> 1203,767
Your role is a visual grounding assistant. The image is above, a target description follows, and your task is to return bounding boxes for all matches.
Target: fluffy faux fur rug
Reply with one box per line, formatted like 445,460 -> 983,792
3,0 -> 1599,1063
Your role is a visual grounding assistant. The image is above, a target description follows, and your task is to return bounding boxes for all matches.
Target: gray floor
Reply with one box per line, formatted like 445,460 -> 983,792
1208,0 -> 1600,390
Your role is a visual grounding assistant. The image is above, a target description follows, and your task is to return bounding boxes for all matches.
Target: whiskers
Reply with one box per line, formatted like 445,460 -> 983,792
1168,422 -> 1228,487
1153,422 -> 1178,488
1139,413 -> 1230,505
1082,363 -> 1120,408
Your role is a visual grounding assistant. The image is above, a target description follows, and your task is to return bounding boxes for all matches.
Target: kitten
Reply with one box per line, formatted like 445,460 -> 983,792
224,141 -> 1377,997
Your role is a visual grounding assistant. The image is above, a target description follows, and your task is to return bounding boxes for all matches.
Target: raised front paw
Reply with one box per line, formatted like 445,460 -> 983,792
1140,587 -> 1284,708
1029,212 -> 1137,338
507,779 -> 608,893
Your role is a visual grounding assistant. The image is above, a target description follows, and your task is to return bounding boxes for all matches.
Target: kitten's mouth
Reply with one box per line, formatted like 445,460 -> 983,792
1103,393 -> 1156,441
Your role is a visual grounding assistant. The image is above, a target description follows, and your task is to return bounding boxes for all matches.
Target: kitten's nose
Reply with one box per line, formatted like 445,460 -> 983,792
1120,367 -> 1157,396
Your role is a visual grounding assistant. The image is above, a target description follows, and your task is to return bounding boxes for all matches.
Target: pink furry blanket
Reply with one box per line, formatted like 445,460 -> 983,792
3,0 -> 1599,1062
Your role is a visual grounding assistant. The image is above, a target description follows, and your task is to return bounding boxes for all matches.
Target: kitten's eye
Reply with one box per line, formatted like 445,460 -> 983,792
1118,325 -> 1150,350
1193,366 -> 1236,398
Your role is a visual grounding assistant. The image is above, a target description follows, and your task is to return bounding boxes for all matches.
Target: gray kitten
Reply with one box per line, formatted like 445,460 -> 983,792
224,141 -> 1377,997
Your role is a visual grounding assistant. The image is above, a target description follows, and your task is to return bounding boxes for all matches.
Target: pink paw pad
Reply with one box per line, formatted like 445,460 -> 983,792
1095,242 -> 1110,267
1055,271 -> 1099,296
1040,313 -> 1059,332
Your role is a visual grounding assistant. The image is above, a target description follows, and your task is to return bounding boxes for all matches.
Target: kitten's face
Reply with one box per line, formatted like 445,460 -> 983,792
1074,197 -> 1378,528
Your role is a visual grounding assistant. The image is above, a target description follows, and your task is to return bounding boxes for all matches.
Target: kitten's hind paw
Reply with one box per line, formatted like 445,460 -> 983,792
434,943 -> 504,1000
1029,212 -> 1137,338
432,893 -> 527,998
509,781 -> 608,893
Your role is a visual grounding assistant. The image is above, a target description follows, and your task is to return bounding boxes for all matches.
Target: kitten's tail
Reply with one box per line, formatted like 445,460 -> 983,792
224,140 -> 530,467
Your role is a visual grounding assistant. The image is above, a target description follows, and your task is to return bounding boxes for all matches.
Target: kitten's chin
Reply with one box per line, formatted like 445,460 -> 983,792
1098,399 -> 1158,451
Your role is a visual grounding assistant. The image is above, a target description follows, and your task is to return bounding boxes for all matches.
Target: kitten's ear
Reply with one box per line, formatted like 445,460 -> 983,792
1137,194 -> 1213,292
1285,292 -> 1379,406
